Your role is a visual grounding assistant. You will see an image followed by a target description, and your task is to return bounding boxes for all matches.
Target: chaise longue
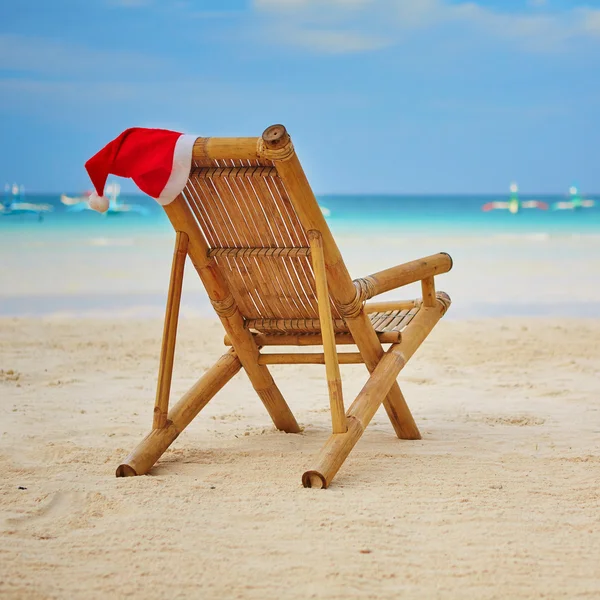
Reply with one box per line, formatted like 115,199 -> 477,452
114,124 -> 453,488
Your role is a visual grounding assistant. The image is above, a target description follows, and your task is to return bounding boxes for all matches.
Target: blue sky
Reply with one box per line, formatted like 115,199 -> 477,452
0,0 -> 599,194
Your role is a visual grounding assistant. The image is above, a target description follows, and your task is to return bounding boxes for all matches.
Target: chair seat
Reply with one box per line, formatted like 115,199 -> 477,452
245,292 -> 452,335
368,306 -> 419,333
369,291 -> 452,333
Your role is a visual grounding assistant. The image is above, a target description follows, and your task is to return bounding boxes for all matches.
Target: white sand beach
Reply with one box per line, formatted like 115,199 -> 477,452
1,311 -> 599,598
2,0 -> 599,595
1,220 -> 600,599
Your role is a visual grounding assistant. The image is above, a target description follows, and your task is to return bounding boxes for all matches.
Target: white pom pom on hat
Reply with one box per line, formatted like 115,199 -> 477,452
88,192 -> 109,213
84,127 -> 197,213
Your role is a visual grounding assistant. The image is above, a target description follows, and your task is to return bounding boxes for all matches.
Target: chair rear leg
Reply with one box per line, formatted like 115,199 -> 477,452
213,301 -> 301,434
382,384 -> 421,440
382,291 -> 451,439
162,199 -> 300,435
382,299 -> 448,439
244,362 -> 301,434
345,311 -> 421,440
116,350 -> 242,476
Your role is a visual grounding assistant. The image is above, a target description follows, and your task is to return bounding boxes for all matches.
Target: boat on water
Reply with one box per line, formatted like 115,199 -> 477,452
60,190 -> 93,205
1,183 -> 53,219
552,186 -> 595,211
482,183 -> 548,213
63,182 -> 149,216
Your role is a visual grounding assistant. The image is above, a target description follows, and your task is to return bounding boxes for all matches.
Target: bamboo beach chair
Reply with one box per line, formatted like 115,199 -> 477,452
116,125 -> 453,488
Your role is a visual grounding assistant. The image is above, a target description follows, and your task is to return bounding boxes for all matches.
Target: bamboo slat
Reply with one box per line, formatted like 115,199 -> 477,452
153,231 -> 188,430
223,331 -> 401,346
183,158 -> 330,322
258,353 -> 363,365
244,309 -> 419,334
365,300 -> 417,313
261,126 -> 357,308
265,173 -> 323,319
189,170 -> 291,318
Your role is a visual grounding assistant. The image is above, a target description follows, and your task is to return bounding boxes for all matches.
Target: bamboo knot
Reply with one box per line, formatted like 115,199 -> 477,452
436,291 -> 452,315
337,277 -> 376,318
245,318 -> 347,333
354,276 -> 376,301
209,247 -> 311,258
211,294 -> 237,318
257,138 -> 295,162
389,347 -> 407,371
346,414 -> 366,433
192,166 -> 277,179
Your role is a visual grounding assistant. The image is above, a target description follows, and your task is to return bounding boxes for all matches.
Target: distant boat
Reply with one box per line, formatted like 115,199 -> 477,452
60,190 -> 92,205
482,183 -> 548,213
552,186 -> 595,211
64,182 -> 149,216
1,183 -> 53,220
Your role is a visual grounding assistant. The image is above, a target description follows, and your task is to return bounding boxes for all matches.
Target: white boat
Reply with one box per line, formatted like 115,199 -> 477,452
60,191 -> 92,205
552,186 -> 595,210
1,183 -> 53,219
482,183 -> 548,213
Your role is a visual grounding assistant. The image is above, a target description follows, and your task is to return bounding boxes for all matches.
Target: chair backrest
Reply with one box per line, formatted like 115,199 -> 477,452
179,139 -> 345,327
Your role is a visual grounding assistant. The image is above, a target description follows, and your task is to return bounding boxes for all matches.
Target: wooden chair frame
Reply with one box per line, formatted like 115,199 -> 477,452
115,125 -> 452,488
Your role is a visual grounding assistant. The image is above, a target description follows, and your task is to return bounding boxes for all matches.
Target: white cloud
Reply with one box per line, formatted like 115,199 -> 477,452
392,0 -> 445,28
445,4 -> 569,48
252,0 -> 600,54
578,8 -> 600,35
284,29 -> 391,53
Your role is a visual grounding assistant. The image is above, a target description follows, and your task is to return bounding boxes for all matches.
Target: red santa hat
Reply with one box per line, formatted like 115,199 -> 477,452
84,127 -> 197,213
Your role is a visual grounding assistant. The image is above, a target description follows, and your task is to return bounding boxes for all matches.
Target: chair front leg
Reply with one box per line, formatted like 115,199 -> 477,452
154,230 -> 188,430
117,350 -> 242,477
303,343 -> 406,488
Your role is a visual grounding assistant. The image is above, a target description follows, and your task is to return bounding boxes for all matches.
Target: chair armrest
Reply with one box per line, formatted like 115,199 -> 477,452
354,252 -> 452,299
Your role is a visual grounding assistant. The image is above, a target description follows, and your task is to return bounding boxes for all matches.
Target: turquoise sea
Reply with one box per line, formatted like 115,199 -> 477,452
2,193 -> 600,319
2,193 -> 600,235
